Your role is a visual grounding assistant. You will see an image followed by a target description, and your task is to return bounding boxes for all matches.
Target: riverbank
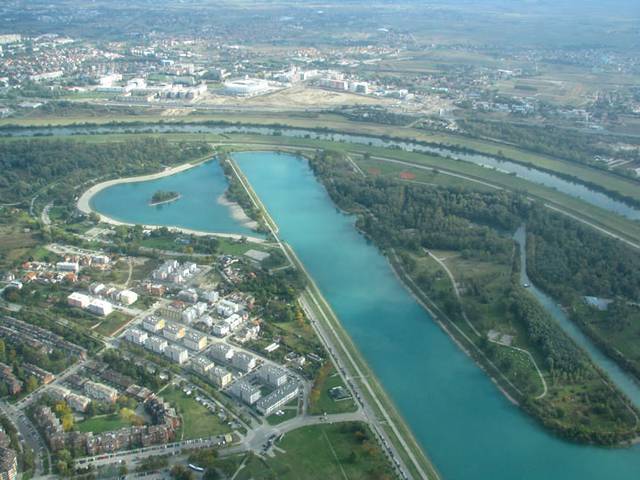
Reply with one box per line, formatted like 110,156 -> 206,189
77,161 -> 266,244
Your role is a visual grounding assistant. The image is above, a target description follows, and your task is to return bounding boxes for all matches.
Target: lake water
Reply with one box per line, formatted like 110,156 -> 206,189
91,150 -> 640,479
90,159 -> 259,237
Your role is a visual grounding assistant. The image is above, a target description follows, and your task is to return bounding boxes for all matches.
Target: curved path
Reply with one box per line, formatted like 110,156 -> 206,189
425,249 -> 548,399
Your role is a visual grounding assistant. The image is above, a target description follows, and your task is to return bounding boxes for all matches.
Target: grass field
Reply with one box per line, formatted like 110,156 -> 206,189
76,414 -> 133,434
309,366 -> 358,416
93,312 -> 132,337
161,385 -> 232,440
228,422 -> 395,480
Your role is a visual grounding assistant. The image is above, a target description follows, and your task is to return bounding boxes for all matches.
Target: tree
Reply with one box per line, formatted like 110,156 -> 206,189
25,376 -> 38,394
170,464 -> 194,480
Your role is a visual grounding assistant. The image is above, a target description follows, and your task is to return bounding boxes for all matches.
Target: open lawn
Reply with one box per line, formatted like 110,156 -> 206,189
76,414 -> 133,434
161,386 -> 232,440
230,422 -> 395,480
309,366 -> 358,415
93,312 -> 133,337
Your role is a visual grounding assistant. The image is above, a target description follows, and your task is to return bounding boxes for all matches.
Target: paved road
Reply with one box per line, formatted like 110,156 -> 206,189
0,399 -> 49,476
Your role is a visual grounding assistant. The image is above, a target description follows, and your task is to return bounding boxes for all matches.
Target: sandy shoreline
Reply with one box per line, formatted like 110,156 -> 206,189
76,161 -> 266,244
217,193 -> 260,230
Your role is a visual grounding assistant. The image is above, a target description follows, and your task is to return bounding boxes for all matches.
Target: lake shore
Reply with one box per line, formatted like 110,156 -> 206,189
76,161 -> 266,244
217,192 -> 260,231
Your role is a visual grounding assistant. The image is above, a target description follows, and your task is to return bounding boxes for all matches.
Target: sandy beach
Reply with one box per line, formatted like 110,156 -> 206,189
76,162 -> 266,244
217,193 -> 260,231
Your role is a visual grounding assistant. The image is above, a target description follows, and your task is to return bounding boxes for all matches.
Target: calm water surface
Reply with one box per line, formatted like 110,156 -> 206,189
90,150 -> 640,479
234,151 -> 640,480
90,160 -> 259,236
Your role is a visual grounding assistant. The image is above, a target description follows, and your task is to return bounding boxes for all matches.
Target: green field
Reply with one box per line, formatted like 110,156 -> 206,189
228,422 -> 395,480
309,366 -> 358,416
161,386 -> 232,440
76,414 -> 133,434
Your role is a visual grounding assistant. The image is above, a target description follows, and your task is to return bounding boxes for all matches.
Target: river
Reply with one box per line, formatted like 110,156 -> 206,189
4,123 -> 640,221
91,150 -> 640,479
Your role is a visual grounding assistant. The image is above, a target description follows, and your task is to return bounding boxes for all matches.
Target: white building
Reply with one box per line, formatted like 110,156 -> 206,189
201,290 -> 219,303
209,366 -> 232,388
183,331 -> 208,351
223,78 -> 271,97
87,299 -> 113,317
125,328 -> 148,346
231,352 -> 257,372
208,343 -> 234,363
118,290 -> 138,305
230,380 -> 261,404
181,306 -> 198,324
143,315 -> 165,333
191,356 -> 214,375
224,313 -> 243,331
67,292 -> 91,309
256,382 -> 299,416
146,336 -> 168,354
162,323 -> 185,341
212,323 -> 230,337
216,299 -> 240,318
165,344 -> 189,364
178,289 -> 198,303
257,365 -> 288,388
56,261 -> 79,273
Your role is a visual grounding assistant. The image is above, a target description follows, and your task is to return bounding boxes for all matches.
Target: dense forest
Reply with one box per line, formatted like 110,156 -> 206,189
0,138 -> 212,203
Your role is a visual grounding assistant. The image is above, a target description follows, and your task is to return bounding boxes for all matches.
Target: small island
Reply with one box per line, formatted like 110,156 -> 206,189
149,190 -> 181,206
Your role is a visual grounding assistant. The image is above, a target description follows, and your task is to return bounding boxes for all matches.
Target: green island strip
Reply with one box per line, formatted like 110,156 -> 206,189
149,190 -> 181,206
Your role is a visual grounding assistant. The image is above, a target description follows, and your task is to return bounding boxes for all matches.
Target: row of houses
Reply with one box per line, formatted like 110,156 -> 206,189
151,260 -> 198,285
34,394 -> 180,456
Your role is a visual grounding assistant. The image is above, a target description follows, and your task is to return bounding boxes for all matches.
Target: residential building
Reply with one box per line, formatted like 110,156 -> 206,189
257,365 -> 288,388
230,380 -> 261,405
212,322 -> 230,337
162,323 -> 185,341
208,343 -> 234,363
146,336 -> 168,354
191,356 -> 214,375
68,292 -> 91,309
164,344 -> 189,364
142,316 -> 165,333
66,393 -> 91,412
256,382 -> 299,416
125,328 -> 148,346
216,299 -> 240,317
84,381 -> 118,403
87,299 -> 113,317
118,290 -> 138,305
209,366 -> 232,388
183,331 -> 207,351
56,261 -> 79,273
231,352 -> 257,372
0,447 -> 17,480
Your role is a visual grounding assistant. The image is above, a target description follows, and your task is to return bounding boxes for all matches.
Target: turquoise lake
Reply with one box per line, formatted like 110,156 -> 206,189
90,160 -> 259,237
91,150 -> 640,479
